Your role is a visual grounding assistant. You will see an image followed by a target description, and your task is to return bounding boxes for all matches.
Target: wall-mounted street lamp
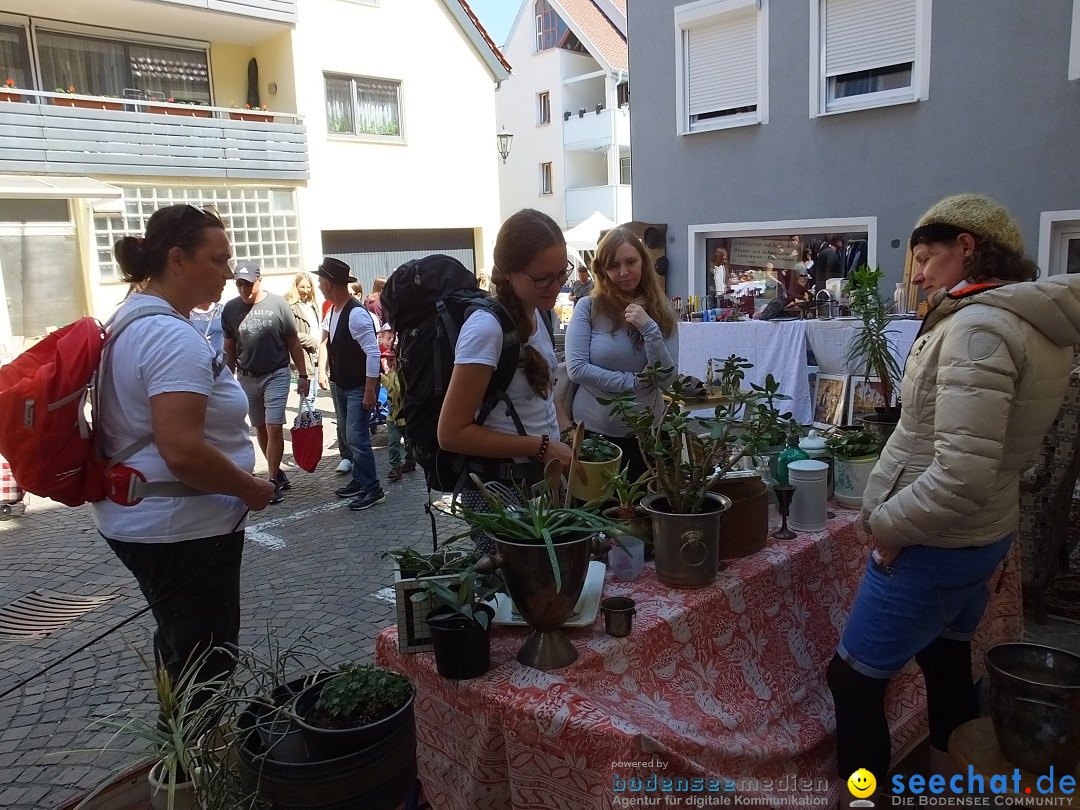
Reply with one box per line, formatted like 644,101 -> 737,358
496,126 -> 513,164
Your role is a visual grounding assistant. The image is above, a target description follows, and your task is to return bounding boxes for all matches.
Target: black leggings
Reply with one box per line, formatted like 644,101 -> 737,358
827,636 -> 978,781
108,530 -> 245,704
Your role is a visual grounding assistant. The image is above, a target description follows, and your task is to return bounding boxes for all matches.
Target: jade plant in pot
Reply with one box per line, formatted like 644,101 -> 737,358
604,358 -> 791,586
570,435 -> 622,503
601,466 -> 654,545
454,476 -> 626,669
420,567 -> 500,680
845,265 -> 903,443
825,427 -> 882,508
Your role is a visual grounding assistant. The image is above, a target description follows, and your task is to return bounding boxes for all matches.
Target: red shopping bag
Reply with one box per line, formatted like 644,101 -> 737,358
290,405 -> 323,473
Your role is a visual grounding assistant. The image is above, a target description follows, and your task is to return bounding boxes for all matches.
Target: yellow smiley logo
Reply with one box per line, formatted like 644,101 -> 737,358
847,768 -> 876,798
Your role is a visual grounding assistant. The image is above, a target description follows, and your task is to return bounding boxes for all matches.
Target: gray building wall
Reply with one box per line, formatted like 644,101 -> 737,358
629,0 -> 1080,298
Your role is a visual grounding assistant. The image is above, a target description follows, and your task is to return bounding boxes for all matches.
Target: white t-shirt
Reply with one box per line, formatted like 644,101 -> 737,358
454,308 -> 559,440
90,295 -> 254,543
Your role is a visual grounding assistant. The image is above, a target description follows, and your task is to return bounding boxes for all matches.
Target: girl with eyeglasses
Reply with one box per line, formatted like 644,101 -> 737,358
564,227 -> 678,481
437,209 -> 574,550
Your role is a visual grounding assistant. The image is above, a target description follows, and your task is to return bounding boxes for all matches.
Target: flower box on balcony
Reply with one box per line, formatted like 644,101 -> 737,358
230,111 -> 274,123
148,105 -> 211,118
52,97 -> 123,111
0,91 -> 22,103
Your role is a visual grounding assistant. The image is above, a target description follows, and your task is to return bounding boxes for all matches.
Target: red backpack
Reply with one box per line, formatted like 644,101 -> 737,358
0,306 -> 181,507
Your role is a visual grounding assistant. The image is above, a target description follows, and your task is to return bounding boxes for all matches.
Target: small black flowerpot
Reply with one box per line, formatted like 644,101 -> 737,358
427,605 -> 494,680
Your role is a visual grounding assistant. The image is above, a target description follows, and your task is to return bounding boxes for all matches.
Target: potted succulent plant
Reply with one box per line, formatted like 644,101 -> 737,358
605,359 -> 792,586
421,568 -> 500,679
384,545 -> 480,653
845,266 -> 903,443
569,435 -> 622,503
825,427 -> 882,508
601,466 -> 653,544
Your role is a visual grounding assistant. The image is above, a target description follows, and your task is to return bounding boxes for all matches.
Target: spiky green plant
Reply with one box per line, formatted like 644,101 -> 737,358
844,266 -> 903,407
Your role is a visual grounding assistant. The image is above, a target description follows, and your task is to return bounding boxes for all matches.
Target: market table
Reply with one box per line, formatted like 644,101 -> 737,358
805,318 -> 922,376
375,508 -> 1022,809
677,320 -> 814,422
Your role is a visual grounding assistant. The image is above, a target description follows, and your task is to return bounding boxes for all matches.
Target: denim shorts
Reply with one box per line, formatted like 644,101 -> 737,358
838,535 -> 1012,679
238,366 -> 291,426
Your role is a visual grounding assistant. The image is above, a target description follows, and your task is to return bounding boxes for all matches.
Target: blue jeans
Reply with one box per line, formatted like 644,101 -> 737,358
328,380 -> 350,460
333,384 -> 379,494
838,535 -> 1012,678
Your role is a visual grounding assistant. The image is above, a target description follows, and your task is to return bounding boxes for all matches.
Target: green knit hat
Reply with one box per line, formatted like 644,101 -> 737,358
914,193 -> 1023,255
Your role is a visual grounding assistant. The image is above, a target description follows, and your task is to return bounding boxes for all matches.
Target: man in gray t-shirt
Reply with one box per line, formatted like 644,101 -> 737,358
222,260 -> 309,504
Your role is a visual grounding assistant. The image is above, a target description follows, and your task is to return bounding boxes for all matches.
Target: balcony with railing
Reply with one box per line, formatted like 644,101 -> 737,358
565,184 -> 632,227
140,0 -> 296,24
561,105 -> 630,152
0,91 -> 307,180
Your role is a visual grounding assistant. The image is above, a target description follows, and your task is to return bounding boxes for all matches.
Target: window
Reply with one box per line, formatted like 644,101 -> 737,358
540,163 -> 553,196
812,0 -> 930,116
36,30 -> 210,104
617,81 -> 630,108
93,186 -> 300,279
0,24 -> 31,90
537,91 -> 551,125
675,0 -> 768,135
325,74 -> 403,138
620,156 -> 631,185
1070,0 -> 1080,81
533,0 -> 585,53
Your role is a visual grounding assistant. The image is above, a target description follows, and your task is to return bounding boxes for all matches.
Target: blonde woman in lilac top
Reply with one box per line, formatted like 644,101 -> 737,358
565,227 -> 678,480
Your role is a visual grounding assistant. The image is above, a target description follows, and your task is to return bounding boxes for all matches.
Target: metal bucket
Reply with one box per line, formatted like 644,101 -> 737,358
986,643 -> 1080,772
639,492 -> 731,587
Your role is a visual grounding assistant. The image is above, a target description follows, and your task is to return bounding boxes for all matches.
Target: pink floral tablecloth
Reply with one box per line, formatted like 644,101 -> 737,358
375,507 -> 1023,809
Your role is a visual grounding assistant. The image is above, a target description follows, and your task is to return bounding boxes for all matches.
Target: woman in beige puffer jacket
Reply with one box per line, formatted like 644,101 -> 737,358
828,194 -> 1080,803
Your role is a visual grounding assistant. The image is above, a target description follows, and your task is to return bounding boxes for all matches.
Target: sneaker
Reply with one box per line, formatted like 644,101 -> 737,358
335,480 -> 366,499
275,470 -> 291,491
335,458 -> 353,475
269,480 -> 284,505
348,489 -> 386,511
400,461 -> 416,474
387,466 -> 403,483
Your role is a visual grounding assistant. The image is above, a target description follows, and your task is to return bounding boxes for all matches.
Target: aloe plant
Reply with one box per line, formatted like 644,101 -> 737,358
416,568 -> 501,629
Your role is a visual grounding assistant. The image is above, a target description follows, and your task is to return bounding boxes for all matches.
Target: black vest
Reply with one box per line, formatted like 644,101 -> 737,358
328,298 -> 369,390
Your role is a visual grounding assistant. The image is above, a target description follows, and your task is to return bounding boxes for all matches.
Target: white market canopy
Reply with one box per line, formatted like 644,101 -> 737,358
564,211 -> 617,252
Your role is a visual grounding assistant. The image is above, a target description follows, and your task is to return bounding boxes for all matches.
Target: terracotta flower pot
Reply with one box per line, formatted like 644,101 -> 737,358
230,111 -> 274,123
0,91 -> 22,103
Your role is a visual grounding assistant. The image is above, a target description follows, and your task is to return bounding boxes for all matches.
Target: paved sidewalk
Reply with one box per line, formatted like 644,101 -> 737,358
0,392 -> 450,809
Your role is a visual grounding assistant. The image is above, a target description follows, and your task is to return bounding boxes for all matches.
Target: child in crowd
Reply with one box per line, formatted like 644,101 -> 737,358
380,334 -> 415,482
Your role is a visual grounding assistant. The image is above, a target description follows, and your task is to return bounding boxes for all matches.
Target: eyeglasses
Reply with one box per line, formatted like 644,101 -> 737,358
521,260 -> 574,289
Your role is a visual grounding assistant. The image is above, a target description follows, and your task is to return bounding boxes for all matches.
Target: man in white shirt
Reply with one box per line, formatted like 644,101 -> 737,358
316,258 -> 385,511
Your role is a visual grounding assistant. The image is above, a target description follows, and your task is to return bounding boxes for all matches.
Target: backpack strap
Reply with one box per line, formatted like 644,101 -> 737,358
98,304 -> 220,502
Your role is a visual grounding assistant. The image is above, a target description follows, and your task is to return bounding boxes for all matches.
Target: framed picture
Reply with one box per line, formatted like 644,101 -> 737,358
813,374 -> 848,426
848,376 -> 891,424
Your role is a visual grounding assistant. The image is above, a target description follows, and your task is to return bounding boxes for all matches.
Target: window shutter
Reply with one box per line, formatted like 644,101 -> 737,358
687,8 -> 758,117
825,0 -> 916,77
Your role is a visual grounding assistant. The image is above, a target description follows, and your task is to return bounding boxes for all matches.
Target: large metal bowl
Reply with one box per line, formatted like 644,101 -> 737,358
985,643 -> 1080,772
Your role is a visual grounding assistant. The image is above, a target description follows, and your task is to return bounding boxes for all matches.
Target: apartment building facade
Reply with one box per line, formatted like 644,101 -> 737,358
497,0 -> 631,231
627,0 -> 1080,299
0,0 -> 508,351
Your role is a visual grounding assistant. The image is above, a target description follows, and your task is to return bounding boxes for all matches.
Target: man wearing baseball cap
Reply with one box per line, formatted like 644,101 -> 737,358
222,260 -> 310,504
316,257 -> 386,511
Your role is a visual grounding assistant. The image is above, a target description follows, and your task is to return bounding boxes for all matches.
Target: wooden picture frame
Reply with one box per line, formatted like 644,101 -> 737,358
813,374 -> 848,426
847,375 -> 890,424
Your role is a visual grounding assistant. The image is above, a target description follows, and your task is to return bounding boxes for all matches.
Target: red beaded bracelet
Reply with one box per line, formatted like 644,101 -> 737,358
534,434 -> 550,463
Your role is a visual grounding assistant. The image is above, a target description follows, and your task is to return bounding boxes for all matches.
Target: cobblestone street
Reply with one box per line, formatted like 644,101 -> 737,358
0,393 -> 445,809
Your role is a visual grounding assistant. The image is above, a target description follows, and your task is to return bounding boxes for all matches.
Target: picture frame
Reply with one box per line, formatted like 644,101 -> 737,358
847,375 -> 890,424
813,374 -> 848,426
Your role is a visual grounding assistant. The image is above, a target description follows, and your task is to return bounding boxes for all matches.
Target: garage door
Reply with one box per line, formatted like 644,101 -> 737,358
321,227 -> 475,296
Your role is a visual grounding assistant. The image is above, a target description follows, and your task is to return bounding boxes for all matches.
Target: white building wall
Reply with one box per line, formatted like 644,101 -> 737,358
496,14 -> 568,227
293,0 -> 503,271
